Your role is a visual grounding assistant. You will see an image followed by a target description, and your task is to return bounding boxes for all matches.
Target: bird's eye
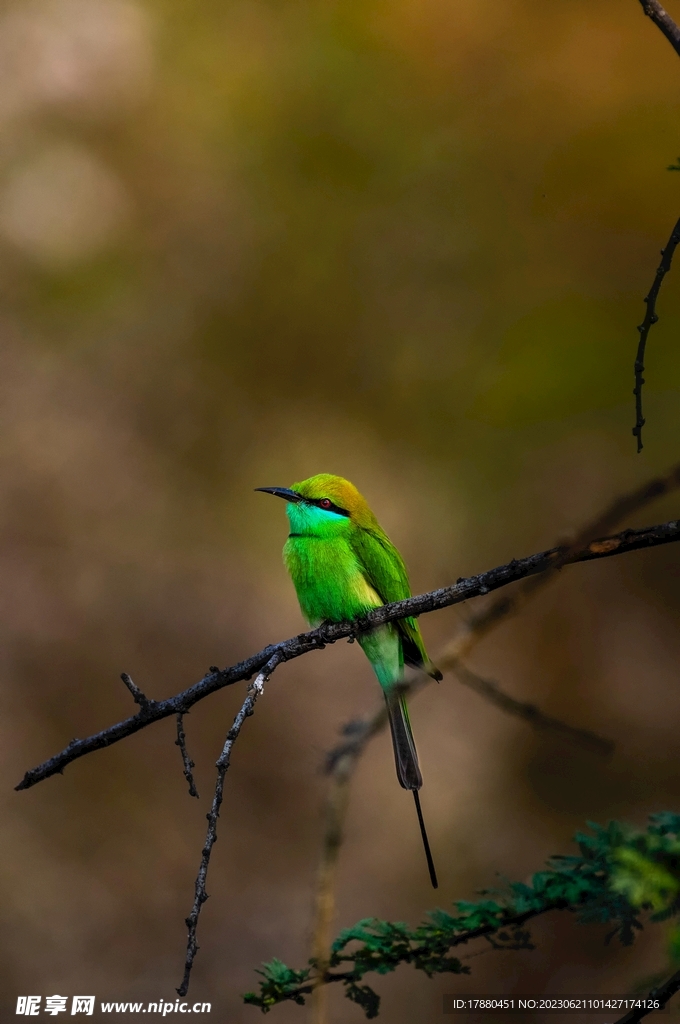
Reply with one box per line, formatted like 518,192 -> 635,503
319,498 -> 332,509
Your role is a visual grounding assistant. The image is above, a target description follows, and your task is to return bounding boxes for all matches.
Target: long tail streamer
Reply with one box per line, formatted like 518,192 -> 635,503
413,789 -> 438,889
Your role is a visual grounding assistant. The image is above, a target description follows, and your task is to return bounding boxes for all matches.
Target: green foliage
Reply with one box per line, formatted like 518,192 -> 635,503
611,849 -> 679,912
609,812 -> 680,963
243,959 -> 312,1012
243,815 -> 680,1017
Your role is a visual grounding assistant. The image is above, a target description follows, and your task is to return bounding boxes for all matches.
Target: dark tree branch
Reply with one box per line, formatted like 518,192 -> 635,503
632,216 -> 680,451
639,0 -> 680,59
177,654 -> 281,997
175,714 -> 199,799
15,518 -> 680,792
614,967 -> 680,1024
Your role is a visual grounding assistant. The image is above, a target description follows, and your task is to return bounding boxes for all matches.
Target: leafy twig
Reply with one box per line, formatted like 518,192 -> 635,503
247,817 -> 680,1017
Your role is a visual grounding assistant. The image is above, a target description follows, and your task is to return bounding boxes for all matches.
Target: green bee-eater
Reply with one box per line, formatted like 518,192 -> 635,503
257,473 -> 441,888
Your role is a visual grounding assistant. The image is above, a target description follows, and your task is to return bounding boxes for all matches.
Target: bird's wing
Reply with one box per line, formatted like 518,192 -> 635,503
350,527 -> 430,671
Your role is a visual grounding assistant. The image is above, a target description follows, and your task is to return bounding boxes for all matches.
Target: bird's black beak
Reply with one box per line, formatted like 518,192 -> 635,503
255,487 -> 304,503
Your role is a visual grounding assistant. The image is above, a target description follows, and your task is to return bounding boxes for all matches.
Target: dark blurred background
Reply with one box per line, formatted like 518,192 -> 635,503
3,0 -> 680,1019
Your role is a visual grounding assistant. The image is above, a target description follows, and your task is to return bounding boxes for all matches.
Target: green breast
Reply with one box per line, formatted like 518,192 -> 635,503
283,535 -> 381,625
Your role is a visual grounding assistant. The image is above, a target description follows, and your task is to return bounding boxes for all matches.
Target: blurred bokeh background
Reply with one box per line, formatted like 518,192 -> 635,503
3,0 -> 680,1018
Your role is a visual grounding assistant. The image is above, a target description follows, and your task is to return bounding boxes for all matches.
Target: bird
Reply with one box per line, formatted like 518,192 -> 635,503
256,473 -> 441,888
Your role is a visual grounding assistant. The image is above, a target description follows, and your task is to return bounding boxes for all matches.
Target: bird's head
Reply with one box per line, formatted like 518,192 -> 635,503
256,473 -> 378,535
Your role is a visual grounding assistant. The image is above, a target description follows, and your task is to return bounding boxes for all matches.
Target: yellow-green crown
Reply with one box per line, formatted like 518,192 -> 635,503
292,474 -> 379,528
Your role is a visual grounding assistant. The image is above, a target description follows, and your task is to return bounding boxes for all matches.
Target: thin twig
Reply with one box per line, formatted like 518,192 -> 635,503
639,0 -> 680,59
175,714 -> 199,799
15,517 -> 680,792
613,967 -> 680,1024
177,653 -> 281,997
632,216 -> 680,451
635,2 -> 680,450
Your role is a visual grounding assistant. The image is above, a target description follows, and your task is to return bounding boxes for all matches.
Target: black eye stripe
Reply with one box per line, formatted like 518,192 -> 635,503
307,497 -> 350,517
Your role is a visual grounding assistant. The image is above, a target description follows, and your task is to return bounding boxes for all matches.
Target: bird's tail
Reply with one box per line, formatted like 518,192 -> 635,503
384,689 -> 439,888
384,687 -> 422,790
